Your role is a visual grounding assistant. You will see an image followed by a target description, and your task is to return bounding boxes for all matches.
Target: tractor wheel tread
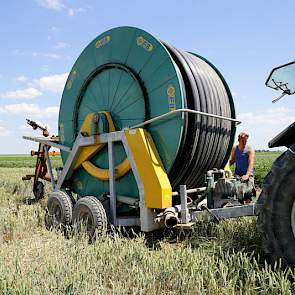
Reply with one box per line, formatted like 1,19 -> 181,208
256,145 -> 295,265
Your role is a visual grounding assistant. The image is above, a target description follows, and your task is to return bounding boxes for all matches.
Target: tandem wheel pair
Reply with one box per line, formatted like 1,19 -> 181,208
45,190 -> 108,241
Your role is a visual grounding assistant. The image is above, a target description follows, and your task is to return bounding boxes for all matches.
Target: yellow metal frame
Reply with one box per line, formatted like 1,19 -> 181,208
74,112 -> 172,209
74,112 -> 131,180
125,128 -> 172,209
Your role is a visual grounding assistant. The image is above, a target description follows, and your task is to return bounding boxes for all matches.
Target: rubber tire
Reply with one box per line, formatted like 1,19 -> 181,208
45,191 -> 73,230
33,181 -> 44,200
257,145 -> 295,265
73,196 -> 108,242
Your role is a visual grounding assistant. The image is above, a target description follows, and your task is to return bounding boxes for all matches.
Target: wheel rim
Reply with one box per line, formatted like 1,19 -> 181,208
52,202 -> 62,226
77,208 -> 94,235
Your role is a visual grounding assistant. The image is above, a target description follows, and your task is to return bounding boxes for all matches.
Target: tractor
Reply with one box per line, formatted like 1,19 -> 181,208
257,61 -> 295,265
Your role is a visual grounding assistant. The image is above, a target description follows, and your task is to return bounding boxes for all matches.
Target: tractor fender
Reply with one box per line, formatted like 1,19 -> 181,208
269,121 -> 295,148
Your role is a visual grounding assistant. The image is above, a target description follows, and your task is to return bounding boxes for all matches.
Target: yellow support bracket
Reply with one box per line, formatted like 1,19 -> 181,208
74,112 -> 131,180
124,128 -> 172,209
75,113 -> 172,209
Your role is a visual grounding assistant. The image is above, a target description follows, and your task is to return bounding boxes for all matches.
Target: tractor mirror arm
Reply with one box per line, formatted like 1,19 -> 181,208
272,91 -> 288,103
271,79 -> 291,103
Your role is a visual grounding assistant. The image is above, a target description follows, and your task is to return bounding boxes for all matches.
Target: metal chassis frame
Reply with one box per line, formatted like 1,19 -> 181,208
24,132 -> 259,231
177,184 -> 258,223
23,108 -> 255,232
25,130 -> 157,231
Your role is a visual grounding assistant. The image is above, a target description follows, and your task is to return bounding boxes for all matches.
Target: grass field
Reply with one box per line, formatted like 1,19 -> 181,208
1,152 -> 294,294
253,151 -> 282,187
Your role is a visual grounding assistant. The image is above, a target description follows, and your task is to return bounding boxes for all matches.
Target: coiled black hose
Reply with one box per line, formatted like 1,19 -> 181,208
163,42 -> 236,188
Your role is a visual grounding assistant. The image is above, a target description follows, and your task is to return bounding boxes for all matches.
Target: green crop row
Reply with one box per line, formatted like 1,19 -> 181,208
253,152 -> 282,187
0,155 -> 62,169
0,151 -> 282,188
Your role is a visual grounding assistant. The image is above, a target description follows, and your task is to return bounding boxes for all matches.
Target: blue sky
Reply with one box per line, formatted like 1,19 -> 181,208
0,0 -> 295,154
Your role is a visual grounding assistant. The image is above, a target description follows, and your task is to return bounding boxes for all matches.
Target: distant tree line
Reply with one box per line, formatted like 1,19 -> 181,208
255,149 -> 284,152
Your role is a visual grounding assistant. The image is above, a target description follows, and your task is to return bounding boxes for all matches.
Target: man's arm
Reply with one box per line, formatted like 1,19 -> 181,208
241,147 -> 255,181
247,148 -> 255,176
229,146 -> 236,166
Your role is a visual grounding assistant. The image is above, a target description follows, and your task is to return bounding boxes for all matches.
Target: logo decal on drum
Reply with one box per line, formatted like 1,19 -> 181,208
59,122 -> 65,143
95,35 -> 111,49
167,85 -> 176,111
136,36 -> 154,52
66,69 -> 77,90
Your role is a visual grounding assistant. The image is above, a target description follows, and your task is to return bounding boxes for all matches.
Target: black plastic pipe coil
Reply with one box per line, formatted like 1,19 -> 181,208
163,42 -> 236,188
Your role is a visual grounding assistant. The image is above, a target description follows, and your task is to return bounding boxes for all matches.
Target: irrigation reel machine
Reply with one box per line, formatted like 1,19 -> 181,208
23,27 -> 258,238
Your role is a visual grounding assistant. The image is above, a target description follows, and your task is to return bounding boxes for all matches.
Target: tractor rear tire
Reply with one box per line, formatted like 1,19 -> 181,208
257,145 -> 295,265
73,196 -> 108,242
45,191 -> 73,230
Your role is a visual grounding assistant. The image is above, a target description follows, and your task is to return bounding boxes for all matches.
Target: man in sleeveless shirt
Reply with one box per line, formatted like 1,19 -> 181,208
229,132 -> 255,203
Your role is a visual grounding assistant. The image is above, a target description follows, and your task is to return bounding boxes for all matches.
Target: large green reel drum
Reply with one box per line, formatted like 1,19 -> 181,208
58,26 -> 236,200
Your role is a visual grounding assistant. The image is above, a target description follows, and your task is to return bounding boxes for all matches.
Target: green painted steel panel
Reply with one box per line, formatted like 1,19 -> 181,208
59,26 -> 185,199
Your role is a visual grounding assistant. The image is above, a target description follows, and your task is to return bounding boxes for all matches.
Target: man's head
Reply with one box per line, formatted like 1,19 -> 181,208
238,132 -> 249,147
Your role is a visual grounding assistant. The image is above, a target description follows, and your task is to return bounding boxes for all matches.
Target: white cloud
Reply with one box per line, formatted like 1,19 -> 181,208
35,73 -> 68,93
19,123 -> 33,131
37,0 -> 86,17
238,107 -> 295,126
43,53 -> 61,59
37,0 -> 65,10
15,75 -> 28,82
68,8 -> 74,16
0,103 -> 39,114
43,106 -> 60,118
0,88 -> 42,99
11,49 -> 22,55
32,52 -> 62,59
68,7 -> 86,16
33,52 -> 71,61
54,42 -> 70,49
0,126 -> 10,136
0,103 -> 59,119
11,50 -> 65,60
237,107 -> 295,149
